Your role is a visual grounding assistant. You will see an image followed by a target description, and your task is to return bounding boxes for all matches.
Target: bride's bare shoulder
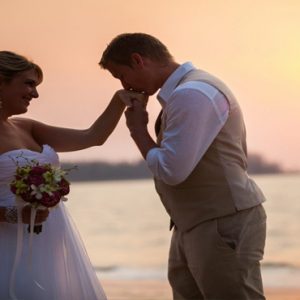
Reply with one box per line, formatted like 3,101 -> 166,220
0,118 -> 36,154
10,117 -> 34,129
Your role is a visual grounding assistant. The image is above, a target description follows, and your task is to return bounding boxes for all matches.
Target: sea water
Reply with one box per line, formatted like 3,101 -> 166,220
65,174 -> 300,288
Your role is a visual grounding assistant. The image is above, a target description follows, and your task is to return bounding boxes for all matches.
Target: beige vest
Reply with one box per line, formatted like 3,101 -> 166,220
154,69 -> 266,232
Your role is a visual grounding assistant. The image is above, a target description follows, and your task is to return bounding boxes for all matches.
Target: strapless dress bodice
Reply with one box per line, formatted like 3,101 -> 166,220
0,145 -> 59,206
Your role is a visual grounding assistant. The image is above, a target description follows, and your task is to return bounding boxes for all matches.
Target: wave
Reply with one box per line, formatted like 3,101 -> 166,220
95,264 -> 300,288
95,265 -> 119,272
262,261 -> 300,269
95,266 -> 167,280
95,261 -> 300,274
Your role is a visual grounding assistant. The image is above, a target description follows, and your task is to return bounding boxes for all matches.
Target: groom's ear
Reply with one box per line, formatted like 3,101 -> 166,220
130,53 -> 145,69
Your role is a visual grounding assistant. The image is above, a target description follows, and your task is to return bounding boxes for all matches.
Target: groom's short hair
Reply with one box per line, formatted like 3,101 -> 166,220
99,33 -> 173,68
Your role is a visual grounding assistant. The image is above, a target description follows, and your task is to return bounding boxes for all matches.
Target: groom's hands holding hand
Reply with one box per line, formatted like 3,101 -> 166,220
125,98 -> 149,135
124,96 -> 158,159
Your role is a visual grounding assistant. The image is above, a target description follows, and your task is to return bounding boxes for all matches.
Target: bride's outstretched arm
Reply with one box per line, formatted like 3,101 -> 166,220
25,90 -> 147,152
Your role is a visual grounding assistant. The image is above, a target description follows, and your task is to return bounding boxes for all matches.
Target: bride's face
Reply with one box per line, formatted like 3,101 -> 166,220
0,69 -> 40,116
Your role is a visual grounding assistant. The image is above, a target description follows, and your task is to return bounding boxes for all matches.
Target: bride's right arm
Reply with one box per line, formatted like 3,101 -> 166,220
27,90 -> 147,153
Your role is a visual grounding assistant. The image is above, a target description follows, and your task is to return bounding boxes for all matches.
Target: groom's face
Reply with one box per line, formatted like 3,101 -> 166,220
105,56 -> 158,96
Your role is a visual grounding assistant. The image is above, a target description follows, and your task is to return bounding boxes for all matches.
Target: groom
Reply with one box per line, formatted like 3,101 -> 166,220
99,33 -> 267,300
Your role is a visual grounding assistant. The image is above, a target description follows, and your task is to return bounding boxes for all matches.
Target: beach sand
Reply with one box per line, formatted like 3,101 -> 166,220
102,279 -> 300,300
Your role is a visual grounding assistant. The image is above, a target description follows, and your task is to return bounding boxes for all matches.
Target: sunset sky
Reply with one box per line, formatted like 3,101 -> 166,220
1,0 -> 299,170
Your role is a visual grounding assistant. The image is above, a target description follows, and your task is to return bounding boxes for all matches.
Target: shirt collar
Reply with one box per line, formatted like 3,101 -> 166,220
157,62 -> 196,106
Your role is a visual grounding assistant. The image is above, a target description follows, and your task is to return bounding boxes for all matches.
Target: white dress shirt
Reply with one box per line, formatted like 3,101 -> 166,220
146,62 -> 229,185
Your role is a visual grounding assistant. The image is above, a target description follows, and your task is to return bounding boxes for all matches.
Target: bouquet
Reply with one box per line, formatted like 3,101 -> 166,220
10,160 -> 70,234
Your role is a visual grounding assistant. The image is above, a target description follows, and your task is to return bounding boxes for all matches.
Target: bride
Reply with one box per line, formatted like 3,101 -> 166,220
0,51 -> 145,300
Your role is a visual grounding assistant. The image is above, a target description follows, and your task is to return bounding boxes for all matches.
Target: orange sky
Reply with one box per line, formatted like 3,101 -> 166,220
1,0 -> 300,170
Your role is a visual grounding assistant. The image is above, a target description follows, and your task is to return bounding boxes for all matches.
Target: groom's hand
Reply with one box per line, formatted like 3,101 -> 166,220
125,99 -> 157,159
125,99 -> 149,136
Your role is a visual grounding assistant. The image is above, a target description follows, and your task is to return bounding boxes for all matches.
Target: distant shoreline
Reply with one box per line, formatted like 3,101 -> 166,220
61,153 -> 289,182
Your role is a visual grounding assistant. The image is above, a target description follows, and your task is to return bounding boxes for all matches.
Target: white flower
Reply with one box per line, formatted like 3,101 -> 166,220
52,168 -> 66,182
30,184 -> 43,200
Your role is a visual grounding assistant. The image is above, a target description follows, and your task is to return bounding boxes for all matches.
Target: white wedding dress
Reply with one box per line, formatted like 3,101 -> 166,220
0,145 -> 107,300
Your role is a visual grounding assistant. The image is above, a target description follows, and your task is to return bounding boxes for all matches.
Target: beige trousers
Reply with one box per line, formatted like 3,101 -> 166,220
168,205 -> 267,300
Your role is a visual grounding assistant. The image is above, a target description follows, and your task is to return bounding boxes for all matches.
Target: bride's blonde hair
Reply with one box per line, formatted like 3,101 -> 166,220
0,51 -> 43,84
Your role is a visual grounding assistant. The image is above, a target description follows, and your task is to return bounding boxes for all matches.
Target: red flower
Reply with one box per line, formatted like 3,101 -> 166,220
59,178 -> 70,196
26,174 -> 45,186
39,191 -> 61,208
20,191 -> 35,203
29,166 -> 48,175
10,185 -> 17,194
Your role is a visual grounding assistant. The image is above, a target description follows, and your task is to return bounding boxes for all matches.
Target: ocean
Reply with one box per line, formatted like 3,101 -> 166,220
64,174 -> 300,288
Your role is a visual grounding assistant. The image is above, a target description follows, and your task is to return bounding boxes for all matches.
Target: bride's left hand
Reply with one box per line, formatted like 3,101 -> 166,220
22,205 -> 50,224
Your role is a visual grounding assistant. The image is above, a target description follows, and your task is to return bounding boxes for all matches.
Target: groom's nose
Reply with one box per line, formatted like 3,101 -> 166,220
31,87 -> 39,98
